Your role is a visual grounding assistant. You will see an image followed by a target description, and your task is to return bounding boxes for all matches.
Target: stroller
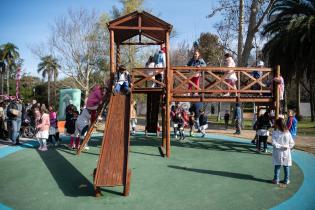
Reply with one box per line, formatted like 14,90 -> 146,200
21,119 -> 37,138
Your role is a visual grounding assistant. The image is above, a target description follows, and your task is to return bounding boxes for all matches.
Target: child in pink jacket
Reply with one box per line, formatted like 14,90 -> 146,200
86,85 -> 104,124
36,107 -> 50,151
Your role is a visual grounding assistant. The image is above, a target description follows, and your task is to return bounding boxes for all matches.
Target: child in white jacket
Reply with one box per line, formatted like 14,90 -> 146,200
272,118 -> 295,185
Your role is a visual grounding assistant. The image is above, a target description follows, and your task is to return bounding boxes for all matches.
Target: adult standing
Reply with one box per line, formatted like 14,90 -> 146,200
187,50 -> 206,91
154,45 -> 166,87
272,118 -> 295,185
16,98 -> 25,143
6,99 -> 21,145
189,102 -> 203,132
233,103 -> 242,135
0,101 -> 5,139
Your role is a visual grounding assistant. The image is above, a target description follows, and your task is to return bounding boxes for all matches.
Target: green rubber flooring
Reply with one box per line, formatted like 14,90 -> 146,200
0,134 -> 303,210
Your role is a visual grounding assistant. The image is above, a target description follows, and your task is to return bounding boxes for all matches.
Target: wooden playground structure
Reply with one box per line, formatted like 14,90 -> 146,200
77,11 -> 281,197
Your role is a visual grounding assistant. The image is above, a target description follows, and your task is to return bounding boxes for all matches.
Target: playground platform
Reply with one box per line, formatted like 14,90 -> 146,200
1,133 -> 315,210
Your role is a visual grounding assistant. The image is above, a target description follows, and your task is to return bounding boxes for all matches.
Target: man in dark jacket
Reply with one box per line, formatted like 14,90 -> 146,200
6,99 -> 21,145
189,102 -> 203,132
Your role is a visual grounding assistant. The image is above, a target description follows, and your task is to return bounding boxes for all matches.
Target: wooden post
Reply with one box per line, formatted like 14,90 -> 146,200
275,65 -> 280,119
165,31 -> 171,158
110,30 -> 115,76
237,71 -> 241,97
116,45 -> 120,66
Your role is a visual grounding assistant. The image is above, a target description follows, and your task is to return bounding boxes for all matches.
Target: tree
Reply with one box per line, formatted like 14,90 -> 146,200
194,32 -> 225,66
49,9 -> 107,99
262,0 -> 315,118
207,0 -> 275,66
0,42 -> 20,95
37,55 -> 60,105
0,49 -> 5,94
170,41 -> 191,66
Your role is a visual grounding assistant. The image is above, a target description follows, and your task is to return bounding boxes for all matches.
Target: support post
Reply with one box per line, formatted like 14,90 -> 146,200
116,45 -> 120,66
110,30 -> 116,77
274,65 -> 280,119
165,31 -> 171,158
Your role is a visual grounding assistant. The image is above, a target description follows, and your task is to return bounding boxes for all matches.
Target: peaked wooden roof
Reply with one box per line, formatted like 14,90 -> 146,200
107,11 -> 173,44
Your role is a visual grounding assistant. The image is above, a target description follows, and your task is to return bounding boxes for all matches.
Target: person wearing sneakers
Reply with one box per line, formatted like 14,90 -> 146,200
74,108 -> 91,150
199,109 -> 208,137
68,111 -> 79,149
254,111 -> 272,153
113,65 -> 132,95
272,118 -> 295,185
36,107 -> 50,151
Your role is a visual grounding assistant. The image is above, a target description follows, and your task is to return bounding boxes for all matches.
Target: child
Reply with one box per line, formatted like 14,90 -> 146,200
68,111 -> 79,149
255,111 -> 272,153
224,110 -> 230,130
130,99 -> 137,135
74,108 -> 91,150
175,112 -> 185,141
170,103 -> 179,138
272,118 -> 295,185
48,105 -> 58,146
36,107 -> 50,151
188,111 -> 195,137
113,65 -> 132,95
86,84 -> 104,124
286,109 -> 298,141
199,109 -> 208,137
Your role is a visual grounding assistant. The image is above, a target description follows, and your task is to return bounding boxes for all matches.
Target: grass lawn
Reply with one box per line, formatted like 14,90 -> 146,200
208,116 -> 315,137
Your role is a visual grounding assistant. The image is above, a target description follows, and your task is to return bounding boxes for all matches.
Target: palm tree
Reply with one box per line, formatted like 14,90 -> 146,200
1,43 -> 20,96
0,49 -> 5,94
37,55 -> 60,106
262,0 -> 315,117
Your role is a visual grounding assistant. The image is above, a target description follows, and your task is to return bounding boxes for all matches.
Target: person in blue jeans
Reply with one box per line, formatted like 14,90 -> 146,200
272,118 -> 295,185
6,99 -> 21,145
113,65 -> 132,95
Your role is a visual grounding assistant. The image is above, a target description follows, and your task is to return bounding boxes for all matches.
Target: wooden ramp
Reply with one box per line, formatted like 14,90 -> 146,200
93,94 -> 132,196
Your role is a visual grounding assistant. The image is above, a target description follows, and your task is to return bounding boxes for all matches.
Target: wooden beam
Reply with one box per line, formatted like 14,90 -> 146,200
172,96 -> 273,103
110,29 -> 115,75
120,42 -> 162,45
171,66 -> 272,72
109,26 -> 166,31
165,31 -> 171,158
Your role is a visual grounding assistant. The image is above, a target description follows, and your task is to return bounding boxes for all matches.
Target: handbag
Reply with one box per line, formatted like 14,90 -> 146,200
10,109 -> 20,116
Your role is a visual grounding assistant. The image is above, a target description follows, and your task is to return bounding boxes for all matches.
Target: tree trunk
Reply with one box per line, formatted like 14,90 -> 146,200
296,76 -> 301,117
6,68 -> 9,95
0,73 -> 3,95
54,75 -> 57,109
310,79 -> 314,122
240,0 -> 259,66
217,102 -> 221,122
47,73 -> 51,106
283,86 -> 288,114
237,0 -> 244,65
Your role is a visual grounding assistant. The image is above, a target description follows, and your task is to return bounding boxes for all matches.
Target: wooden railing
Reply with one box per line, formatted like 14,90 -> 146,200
131,67 -> 166,91
171,66 -> 273,97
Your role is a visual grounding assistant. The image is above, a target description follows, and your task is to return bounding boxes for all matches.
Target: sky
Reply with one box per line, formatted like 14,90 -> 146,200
0,0 -> 220,78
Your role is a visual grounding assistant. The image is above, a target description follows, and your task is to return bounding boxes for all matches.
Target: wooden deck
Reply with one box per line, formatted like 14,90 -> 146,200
132,66 -> 274,103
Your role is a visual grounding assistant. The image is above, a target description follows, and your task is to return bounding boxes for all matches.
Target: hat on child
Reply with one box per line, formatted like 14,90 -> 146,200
257,61 -> 264,67
118,65 -> 127,71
